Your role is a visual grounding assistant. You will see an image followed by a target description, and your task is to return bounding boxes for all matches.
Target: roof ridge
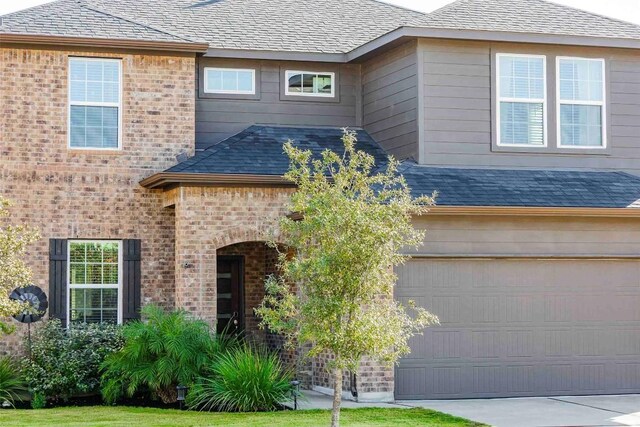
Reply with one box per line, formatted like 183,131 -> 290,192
81,1 -> 200,43
367,0 -> 429,18
424,0 -> 467,17
538,0 -> 640,29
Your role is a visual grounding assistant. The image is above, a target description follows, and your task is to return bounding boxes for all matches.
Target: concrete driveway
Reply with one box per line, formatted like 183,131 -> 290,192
398,394 -> 640,427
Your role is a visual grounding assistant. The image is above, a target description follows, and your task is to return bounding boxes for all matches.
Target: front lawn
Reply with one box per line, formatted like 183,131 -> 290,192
0,406 -> 485,427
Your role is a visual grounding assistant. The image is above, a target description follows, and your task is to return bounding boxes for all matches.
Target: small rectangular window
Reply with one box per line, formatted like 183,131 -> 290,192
204,68 -> 256,94
68,58 -> 121,149
496,54 -> 547,147
68,241 -> 121,325
285,71 -> 335,97
557,57 -> 606,148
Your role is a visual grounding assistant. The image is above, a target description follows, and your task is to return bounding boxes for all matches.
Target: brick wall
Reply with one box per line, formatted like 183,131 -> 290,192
0,46 -> 195,353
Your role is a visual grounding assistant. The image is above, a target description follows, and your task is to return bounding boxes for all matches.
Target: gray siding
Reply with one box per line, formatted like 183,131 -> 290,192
362,40 -> 419,160
196,58 -> 359,150
419,39 -> 640,173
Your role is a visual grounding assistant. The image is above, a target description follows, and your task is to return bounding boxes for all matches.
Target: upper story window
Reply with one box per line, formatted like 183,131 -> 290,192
204,68 -> 256,94
68,58 -> 121,150
285,71 -> 335,97
496,54 -> 547,147
68,241 -> 121,325
557,57 -> 606,149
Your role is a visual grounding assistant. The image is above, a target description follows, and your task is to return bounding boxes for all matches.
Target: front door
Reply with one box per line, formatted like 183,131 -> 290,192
216,256 -> 244,335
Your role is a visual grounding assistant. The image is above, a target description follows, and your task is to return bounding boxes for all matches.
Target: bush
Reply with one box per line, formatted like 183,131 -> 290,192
0,356 -> 27,407
101,305 -> 226,405
188,345 -> 293,412
21,320 -> 123,402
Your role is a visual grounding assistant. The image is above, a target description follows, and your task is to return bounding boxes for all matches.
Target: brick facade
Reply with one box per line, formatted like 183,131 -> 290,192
1,46 -> 394,401
0,46 -> 195,353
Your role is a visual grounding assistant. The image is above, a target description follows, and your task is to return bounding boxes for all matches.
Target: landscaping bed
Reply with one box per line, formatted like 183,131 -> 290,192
0,406 -> 486,427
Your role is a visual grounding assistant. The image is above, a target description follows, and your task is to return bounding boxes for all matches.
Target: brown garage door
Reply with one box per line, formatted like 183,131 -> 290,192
395,258 -> 640,399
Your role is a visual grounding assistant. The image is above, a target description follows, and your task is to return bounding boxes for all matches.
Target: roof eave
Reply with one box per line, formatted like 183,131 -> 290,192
139,172 -> 294,189
0,33 -> 210,53
428,206 -> 640,217
203,47 -> 347,62
347,26 -> 640,61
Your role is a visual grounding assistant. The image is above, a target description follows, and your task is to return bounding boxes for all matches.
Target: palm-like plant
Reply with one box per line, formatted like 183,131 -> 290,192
101,305 -> 224,404
187,345 -> 293,412
0,357 -> 27,407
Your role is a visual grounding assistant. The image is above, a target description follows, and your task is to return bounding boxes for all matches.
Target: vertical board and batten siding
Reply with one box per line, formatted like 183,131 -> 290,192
419,39 -> 640,173
362,40 -> 419,160
195,58 -> 360,150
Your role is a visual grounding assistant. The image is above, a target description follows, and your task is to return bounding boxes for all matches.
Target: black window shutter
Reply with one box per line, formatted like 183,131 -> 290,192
49,239 -> 68,326
122,239 -> 142,322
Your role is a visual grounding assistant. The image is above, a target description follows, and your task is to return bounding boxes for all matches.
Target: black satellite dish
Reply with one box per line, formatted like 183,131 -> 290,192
10,285 -> 48,323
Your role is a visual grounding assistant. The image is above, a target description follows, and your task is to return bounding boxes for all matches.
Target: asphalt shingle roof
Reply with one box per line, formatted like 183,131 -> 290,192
420,0 -> 640,40
3,0 -> 638,53
167,125 -> 389,175
167,125 -> 640,209
400,163 -> 640,209
0,0 -> 196,43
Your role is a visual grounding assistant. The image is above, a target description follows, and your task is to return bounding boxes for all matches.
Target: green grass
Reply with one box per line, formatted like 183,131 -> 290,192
0,406 -> 485,427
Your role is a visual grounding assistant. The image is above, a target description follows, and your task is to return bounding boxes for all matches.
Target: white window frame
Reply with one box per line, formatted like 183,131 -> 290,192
285,70 -> 336,98
556,56 -> 607,150
66,240 -> 123,327
68,57 -> 123,151
203,67 -> 256,95
496,53 -> 548,148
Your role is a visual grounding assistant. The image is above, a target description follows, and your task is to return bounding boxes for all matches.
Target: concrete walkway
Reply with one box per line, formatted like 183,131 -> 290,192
286,391 -> 640,427
399,394 -> 640,427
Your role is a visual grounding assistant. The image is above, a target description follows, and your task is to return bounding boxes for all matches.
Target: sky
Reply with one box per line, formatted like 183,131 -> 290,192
0,0 -> 639,25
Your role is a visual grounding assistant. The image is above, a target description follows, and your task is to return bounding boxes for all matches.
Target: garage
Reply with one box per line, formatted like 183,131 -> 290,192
395,257 -> 640,399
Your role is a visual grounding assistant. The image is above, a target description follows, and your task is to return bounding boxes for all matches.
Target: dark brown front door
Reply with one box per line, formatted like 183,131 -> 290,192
216,256 -> 244,335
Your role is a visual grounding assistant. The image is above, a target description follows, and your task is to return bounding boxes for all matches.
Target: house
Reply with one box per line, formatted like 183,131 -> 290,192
1,0 -> 640,402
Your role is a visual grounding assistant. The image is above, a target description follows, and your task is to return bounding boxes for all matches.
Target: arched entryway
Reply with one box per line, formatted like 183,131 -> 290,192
216,241 -> 280,343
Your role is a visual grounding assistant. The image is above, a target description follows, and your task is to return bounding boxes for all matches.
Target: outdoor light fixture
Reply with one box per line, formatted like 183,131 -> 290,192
290,380 -> 301,410
176,385 -> 187,410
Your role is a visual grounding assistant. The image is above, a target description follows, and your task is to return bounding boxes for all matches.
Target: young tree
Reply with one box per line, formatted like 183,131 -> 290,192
0,197 -> 39,334
256,130 -> 439,427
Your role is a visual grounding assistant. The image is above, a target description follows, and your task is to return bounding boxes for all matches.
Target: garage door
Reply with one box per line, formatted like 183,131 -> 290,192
395,258 -> 640,399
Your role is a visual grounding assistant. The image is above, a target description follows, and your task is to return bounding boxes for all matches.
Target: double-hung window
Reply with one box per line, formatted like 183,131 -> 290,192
497,54 -> 546,147
204,68 -> 256,94
557,57 -> 606,148
68,241 -> 121,325
68,58 -> 121,149
285,71 -> 335,97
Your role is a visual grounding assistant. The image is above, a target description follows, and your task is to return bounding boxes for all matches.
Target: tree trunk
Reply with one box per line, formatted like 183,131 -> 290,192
331,367 -> 343,427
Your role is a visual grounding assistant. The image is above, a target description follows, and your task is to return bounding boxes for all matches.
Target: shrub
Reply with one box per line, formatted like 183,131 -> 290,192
21,319 -> 124,402
30,392 -> 46,409
0,356 -> 27,407
101,305 -> 225,405
188,345 -> 293,412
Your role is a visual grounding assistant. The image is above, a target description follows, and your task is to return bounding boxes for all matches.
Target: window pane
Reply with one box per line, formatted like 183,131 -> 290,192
301,74 -> 314,93
558,58 -> 603,102
314,75 -> 332,94
103,82 -> 119,103
559,104 -> 602,147
222,71 -> 236,91
288,73 -> 302,93
70,80 -> 86,102
207,69 -> 223,91
500,102 -> 544,146
70,60 -> 86,81
86,80 -> 103,103
70,288 -> 118,324
70,106 -> 118,148
499,56 -> 544,99
237,71 -> 253,92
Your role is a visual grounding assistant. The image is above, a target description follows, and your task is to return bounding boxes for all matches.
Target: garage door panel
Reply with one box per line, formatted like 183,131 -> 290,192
395,259 -> 640,399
